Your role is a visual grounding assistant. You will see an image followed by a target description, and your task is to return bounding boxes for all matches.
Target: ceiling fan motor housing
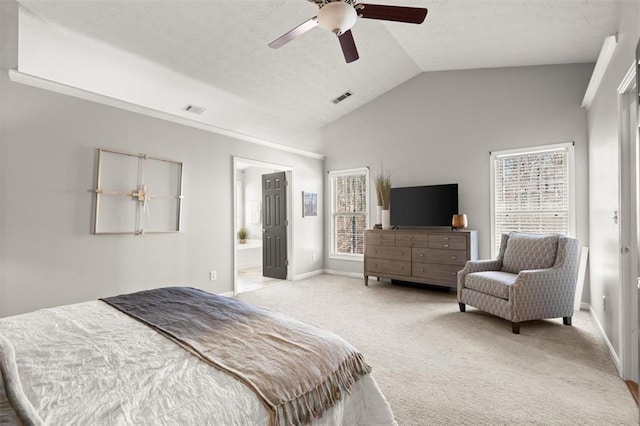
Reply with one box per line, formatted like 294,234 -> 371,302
317,1 -> 357,35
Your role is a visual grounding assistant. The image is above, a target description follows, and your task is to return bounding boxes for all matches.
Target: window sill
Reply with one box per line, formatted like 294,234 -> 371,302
329,254 -> 364,262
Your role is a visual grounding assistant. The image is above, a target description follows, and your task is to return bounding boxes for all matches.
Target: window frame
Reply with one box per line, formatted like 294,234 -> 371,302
328,167 -> 370,261
490,142 -> 576,258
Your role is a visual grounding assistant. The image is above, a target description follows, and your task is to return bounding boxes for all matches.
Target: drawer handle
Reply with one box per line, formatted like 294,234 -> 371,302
444,244 -> 449,248
419,253 -> 424,257
451,272 -> 456,275
444,237 -> 449,240
451,256 -> 456,259
420,268 -> 424,272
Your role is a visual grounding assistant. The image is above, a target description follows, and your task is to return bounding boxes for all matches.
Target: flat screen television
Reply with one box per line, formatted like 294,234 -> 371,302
390,184 -> 458,228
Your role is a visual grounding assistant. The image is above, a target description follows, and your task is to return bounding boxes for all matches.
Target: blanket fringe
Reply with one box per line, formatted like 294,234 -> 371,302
274,351 -> 372,425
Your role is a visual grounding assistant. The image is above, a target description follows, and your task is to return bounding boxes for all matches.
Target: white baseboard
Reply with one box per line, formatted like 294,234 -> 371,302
323,269 -> 364,279
580,302 -> 590,311
293,270 -> 324,281
586,303 -> 622,376
219,291 -> 234,297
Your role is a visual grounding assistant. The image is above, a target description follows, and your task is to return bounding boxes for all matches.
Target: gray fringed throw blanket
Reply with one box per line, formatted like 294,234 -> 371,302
101,287 -> 371,426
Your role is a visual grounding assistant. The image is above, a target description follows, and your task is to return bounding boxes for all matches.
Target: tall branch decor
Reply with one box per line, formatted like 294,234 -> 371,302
375,165 -> 392,229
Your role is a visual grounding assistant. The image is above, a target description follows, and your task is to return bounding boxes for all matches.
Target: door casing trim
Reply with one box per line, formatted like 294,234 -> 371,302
232,157 -> 294,296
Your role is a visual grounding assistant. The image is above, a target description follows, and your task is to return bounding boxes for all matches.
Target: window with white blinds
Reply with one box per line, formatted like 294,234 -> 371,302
329,168 -> 369,259
490,143 -> 575,257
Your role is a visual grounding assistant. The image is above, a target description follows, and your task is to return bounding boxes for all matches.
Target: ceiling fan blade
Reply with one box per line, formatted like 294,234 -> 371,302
338,30 -> 359,63
268,17 -> 318,49
355,4 -> 428,24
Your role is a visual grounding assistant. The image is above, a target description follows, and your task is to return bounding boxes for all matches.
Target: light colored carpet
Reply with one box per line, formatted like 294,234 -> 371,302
237,274 -> 638,425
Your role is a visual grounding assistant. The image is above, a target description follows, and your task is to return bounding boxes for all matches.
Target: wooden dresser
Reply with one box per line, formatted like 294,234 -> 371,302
364,229 -> 478,289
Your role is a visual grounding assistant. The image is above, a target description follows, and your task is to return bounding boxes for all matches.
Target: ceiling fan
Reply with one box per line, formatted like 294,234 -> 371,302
268,0 -> 428,63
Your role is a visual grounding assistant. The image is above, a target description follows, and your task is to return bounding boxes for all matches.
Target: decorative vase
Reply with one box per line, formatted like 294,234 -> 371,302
376,205 -> 383,226
451,214 -> 468,231
381,209 -> 390,230
239,239 -> 247,244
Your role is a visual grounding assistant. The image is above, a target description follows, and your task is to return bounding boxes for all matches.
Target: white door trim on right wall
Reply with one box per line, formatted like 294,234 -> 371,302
617,61 -> 639,382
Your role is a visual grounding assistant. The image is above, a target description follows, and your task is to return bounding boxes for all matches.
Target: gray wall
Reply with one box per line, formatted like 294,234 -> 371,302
0,11 -> 324,316
323,64 -> 592,285
585,0 -> 639,362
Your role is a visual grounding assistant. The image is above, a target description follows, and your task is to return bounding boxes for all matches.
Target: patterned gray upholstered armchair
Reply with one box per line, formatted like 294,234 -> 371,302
457,232 -> 579,334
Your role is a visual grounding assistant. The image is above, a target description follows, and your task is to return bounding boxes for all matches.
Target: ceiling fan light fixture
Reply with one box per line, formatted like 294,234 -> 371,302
317,2 -> 357,34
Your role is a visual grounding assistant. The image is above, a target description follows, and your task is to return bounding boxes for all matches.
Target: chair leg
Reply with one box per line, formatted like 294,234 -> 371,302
563,316 -> 572,326
511,322 -> 520,334
458,303 -> 465,312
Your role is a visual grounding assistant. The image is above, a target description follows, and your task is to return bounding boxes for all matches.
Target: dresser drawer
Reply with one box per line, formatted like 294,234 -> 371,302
395,233 -> 429,247
365,231 -> 396,246
412,263 -> 462,285
412,248 -> 467,265
428,234 -> 467,250
366,259 -> 411,277
365,245 -> 411,261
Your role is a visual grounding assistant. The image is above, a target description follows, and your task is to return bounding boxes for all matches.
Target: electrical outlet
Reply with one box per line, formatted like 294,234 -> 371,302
602,295 -> 607,312
210,271 -> 217,281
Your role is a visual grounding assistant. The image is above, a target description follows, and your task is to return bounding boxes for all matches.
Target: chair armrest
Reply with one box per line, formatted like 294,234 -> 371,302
509,267 -> 577,322
460,259 -> 503,274
457,259 -> 503,298
512,267 -> 575,291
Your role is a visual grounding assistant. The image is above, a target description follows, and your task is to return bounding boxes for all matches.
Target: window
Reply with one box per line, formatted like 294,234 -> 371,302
490,142 -> 575,257
329,168 -> 369,259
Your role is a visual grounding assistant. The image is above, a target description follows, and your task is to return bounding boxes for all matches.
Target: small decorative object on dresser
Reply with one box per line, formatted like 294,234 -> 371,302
364,229 -> 478,289
451,214 -> 468,231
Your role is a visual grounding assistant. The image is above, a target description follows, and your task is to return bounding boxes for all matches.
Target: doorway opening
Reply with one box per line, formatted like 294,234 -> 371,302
617,60 -> 639,385
232,157 -> 293,295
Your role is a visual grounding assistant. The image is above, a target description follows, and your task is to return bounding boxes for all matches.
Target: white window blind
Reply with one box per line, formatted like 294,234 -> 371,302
329,168 -> 369,258
491,143 -> 575,256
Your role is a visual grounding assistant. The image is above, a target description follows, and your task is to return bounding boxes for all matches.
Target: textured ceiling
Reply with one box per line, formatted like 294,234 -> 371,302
16,0 -> 619,154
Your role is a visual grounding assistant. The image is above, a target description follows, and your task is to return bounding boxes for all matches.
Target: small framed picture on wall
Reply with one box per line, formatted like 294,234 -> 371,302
303,191 -> 318,217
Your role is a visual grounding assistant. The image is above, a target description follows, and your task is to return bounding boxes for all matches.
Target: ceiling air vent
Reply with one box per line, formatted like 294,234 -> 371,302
184,104 -> 206,115
332,91 -> 353,104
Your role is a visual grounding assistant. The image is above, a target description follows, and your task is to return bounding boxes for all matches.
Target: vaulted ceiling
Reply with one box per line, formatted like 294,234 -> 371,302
16,0 -> 619,154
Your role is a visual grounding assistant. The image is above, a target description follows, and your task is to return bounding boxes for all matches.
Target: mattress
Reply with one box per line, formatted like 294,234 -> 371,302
0,299 -> 396,425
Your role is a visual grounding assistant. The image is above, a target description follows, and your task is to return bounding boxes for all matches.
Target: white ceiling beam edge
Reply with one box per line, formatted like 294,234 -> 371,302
15,8 -> 324,159
582,34 -> 618,109
8,69 -> 325,160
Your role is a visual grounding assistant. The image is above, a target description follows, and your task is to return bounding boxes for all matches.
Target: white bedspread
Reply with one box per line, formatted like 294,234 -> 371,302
0,301 -> 396,425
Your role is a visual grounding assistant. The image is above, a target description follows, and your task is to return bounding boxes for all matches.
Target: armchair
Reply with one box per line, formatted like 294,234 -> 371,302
457,232 -> 579,334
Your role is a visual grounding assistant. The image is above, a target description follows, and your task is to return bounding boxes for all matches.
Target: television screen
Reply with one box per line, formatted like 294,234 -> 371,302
390,184 -> 458,227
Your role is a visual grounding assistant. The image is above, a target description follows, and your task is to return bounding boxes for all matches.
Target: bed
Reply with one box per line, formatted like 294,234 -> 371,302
0,287 -> 396,425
